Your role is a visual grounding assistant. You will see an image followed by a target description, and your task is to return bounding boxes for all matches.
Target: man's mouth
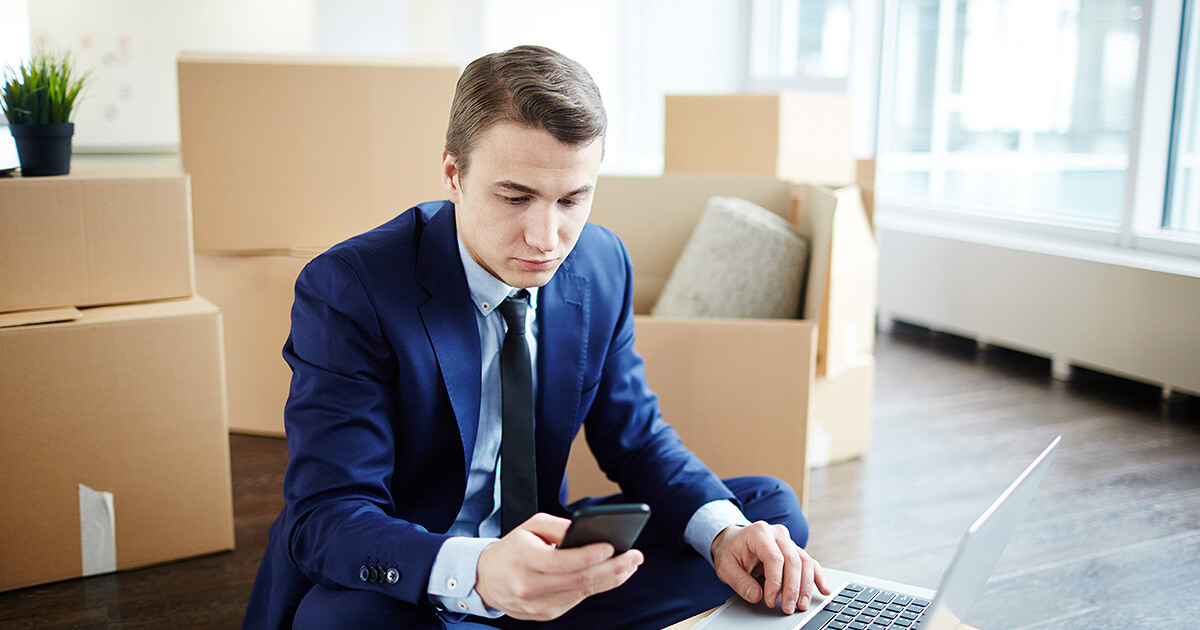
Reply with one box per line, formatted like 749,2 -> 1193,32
516,258 -> 556,271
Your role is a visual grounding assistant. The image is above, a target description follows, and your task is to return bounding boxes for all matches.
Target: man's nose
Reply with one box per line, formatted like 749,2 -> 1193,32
525,204 -> 559,253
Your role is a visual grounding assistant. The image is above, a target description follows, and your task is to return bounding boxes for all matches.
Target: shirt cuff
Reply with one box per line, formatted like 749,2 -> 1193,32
427,536 -> 504,619
684,499 -> 752,566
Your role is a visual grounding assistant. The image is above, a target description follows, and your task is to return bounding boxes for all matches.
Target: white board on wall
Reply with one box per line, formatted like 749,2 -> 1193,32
27,0 -> 319,150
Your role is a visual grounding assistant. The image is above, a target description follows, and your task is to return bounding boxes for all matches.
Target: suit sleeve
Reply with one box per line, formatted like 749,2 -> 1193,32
279,252 -> 447,605
582,233 -> 738,541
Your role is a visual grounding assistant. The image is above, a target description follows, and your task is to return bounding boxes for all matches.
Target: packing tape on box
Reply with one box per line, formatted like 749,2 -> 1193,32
78,484 -> 117,576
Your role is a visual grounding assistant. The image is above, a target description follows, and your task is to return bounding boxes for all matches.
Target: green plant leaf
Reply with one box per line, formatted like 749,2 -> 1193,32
1,48 -> 91,125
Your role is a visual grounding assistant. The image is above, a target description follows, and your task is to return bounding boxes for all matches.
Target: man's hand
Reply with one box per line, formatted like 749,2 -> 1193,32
711,521 -> 832,615
476,513 -> 644,621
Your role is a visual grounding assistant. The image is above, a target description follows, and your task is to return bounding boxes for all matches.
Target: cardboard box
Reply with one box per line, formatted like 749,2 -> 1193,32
793,183 -> 878,379
566,316 -> 816,507
0,163 -> 195,313
567,174 -> 823,508
195,252 -> 315,436
0,297 -> 234,592
664,92 -> 856,186
178,53 -> 459,252
806,357 -> 875,468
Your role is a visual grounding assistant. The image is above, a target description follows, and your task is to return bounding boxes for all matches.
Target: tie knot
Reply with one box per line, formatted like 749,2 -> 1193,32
496,290 -> 530,334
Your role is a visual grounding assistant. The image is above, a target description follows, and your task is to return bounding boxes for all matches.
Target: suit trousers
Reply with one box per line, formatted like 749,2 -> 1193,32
290,476 -> 809,630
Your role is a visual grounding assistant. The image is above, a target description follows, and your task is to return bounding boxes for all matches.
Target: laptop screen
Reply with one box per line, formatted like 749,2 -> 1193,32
921,436 -> 1061,630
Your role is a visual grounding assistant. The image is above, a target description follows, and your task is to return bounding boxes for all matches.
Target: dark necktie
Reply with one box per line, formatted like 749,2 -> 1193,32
497,290 -> 537,535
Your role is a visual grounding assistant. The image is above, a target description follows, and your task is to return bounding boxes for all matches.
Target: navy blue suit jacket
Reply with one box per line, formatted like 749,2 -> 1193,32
244,201 -> 735,628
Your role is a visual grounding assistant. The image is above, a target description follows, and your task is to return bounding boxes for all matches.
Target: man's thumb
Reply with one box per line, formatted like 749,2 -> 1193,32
516,512 -> 570,545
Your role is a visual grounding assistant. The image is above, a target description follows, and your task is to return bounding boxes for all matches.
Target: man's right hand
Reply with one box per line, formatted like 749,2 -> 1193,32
475,513 -> 644,621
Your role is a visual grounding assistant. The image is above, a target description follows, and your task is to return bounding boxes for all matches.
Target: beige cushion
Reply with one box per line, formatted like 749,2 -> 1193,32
652,196 -> 809,319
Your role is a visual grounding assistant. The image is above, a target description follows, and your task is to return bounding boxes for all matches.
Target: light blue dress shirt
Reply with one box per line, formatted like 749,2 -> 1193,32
426,234 -> 750,619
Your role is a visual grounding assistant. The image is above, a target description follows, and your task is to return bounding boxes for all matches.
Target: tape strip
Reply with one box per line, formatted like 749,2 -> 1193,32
78,484 -> 116,576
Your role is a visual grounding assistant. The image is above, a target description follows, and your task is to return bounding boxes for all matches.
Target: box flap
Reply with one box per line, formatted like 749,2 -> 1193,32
0,306 -> 82,328
791,184 -> 837,322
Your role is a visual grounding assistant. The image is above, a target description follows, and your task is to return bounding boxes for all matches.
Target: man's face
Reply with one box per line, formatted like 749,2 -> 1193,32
442,122 -> 603,289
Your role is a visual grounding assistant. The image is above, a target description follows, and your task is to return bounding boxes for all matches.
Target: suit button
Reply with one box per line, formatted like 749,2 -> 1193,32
369,567 -> 380,582
385,568 -> 400,584
359,566 -> 370,582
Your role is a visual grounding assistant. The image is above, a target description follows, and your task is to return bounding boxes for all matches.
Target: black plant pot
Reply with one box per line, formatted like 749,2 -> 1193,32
10,122 -> 75,176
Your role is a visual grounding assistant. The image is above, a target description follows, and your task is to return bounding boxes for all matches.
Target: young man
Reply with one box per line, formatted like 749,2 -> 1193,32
244,45 -> 829,630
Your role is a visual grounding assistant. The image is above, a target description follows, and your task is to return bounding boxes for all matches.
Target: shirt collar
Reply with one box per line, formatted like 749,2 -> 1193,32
456,233 -> 539,317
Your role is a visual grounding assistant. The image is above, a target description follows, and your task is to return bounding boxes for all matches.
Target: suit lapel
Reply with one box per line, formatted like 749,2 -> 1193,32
415,203 -> 482,475
536,262 -> 590,484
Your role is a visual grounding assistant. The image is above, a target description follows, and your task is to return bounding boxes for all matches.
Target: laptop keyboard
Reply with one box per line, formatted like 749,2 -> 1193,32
800,583 -> 930,630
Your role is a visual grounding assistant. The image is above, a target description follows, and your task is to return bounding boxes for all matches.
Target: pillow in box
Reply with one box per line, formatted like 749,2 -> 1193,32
652,196 -> 809,319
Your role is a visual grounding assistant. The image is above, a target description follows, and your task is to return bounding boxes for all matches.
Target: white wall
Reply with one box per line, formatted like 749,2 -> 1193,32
0,0 -> 30,76
876,221 -> 1200,396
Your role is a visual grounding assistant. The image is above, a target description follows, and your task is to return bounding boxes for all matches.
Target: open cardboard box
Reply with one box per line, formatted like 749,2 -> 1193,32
178,53 -> 459,252
0,297 -> 234,593
0,163 -> 195,314
566,174 -> 833,508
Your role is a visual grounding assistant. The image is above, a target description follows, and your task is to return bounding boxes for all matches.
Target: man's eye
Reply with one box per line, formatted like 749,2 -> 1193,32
559,198 -> 578,207
505,196 -> 529,205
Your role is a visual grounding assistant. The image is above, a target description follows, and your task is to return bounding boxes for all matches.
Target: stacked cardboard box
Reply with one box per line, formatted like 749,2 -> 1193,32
0,163 -> 234,593
178,54 -> 460,435
663,93 -> 879,467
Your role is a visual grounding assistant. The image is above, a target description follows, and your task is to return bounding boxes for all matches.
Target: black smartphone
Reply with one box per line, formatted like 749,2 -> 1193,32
558,503 -> 651,555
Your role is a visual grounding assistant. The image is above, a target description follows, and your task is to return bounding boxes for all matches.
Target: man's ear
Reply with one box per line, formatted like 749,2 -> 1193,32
441,150 -> 462,203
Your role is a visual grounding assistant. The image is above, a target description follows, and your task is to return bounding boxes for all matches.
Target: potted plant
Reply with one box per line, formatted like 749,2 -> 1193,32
2,51 -> 89,176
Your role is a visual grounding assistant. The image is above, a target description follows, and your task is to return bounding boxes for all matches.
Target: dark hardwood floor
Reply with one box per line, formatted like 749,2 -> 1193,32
805,323 -> 1200,630
1,323 -> 1196,629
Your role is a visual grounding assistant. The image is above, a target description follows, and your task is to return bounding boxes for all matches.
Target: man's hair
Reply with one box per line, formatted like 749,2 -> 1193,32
445,45 -> 607,175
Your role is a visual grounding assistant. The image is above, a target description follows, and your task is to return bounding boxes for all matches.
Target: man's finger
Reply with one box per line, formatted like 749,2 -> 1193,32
537,542 -> 616,575
778,543 -> 804,613
749,527 -> 786,608
527,549 -> 643,598
765,525 -> 806,614
516,513 -> 572,545
795,551 -> 815,613
814,562 -> 834,596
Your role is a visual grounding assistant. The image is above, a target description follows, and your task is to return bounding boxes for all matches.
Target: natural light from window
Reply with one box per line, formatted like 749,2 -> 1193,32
879,0 -> 1141,226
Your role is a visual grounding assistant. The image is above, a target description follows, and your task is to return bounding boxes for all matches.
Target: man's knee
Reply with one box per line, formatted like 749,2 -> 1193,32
292,584 -> 441,630
724,475 -> 809,548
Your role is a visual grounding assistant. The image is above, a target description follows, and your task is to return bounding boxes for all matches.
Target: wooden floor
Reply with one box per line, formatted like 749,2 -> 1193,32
2,323 -> 1197,629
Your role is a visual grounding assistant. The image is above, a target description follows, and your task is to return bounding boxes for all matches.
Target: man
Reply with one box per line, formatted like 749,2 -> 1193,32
245,45 -> 829,629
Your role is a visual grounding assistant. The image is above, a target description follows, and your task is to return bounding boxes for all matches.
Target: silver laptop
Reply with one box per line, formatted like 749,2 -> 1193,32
694,436 -> 1061,630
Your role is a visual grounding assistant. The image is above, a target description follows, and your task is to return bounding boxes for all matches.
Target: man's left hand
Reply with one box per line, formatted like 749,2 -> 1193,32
710,522 -> 832,615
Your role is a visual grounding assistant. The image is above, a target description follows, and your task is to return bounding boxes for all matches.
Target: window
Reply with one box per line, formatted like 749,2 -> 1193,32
1167,0 -> 1200,235
748,0 -> 853,90
879,0 -> 1142,226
